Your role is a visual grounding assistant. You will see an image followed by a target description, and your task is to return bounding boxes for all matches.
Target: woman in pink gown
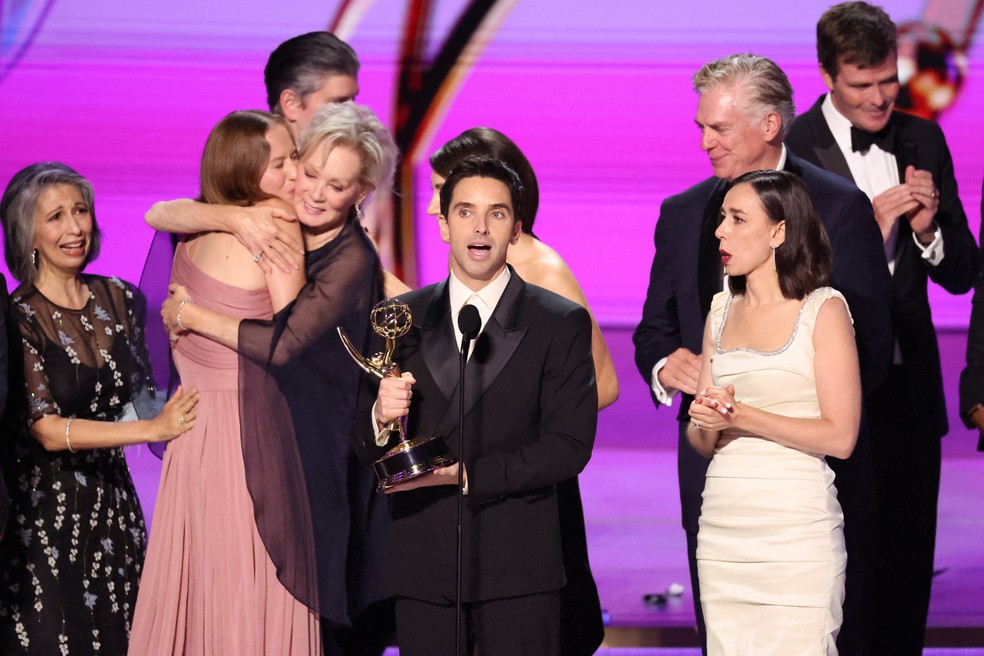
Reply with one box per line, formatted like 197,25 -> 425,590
128,111 -> 314,655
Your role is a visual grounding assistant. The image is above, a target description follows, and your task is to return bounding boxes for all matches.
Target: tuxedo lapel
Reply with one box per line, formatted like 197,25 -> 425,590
893,137 -> 919,265
806,100 -> 855,183
883,114 -> 917,265
419,279 -> 458,401
892,114 -> 918,180
815,141 -> 854,182
433,272 -> 528,440
698,179 -> 728,320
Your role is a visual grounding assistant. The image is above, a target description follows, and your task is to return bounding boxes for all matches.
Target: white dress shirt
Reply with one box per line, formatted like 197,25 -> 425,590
373,266 -> 511,442
449,266 -> 511,356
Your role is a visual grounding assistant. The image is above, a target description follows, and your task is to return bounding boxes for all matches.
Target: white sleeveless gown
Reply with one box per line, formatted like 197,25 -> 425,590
698,287 -> 849,656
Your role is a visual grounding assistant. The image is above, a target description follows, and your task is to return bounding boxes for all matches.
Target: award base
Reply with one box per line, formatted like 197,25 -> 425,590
372,436 -> 457,491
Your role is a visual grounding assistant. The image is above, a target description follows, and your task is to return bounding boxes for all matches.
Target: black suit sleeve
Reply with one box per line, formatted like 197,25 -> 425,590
633,200 -> 681,395
468,305 -> 597,504
960,277 -> 984,427
827,189 -> 894,394
922,124 -> 978,295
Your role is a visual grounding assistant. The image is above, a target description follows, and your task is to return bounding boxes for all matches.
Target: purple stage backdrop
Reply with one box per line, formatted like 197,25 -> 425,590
1,0 -> 982,329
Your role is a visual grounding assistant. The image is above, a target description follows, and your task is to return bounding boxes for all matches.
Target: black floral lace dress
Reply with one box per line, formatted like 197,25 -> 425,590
0,276 -> 156,655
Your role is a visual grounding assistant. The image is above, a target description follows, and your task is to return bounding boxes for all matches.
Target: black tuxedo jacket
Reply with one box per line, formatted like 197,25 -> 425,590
632,150 -> 892,533
787,96 -> 980,439
352,269 -> 597,604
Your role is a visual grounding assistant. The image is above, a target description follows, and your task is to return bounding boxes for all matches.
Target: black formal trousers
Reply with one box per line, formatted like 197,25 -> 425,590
556,475 -> 605,656
788,96 -> 980,655
395,591 -> 561,656
867,366 -> 941,653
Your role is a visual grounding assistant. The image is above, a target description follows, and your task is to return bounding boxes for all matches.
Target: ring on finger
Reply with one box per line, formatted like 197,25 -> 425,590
178,415 -> 185,424
252,253 -> 262,263
692,419 -> 701,429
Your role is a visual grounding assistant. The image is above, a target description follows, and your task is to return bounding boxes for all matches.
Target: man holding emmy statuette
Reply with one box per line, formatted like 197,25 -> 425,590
349,156 -> 597,655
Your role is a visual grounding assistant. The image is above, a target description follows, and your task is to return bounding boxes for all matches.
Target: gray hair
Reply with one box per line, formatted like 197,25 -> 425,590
297,102 -> 398,197
1,162 -> 102,285
692,53 -> 796,140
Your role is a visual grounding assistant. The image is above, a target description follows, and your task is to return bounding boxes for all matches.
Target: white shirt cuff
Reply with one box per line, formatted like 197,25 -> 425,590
370,401 -> 393,447
913,223 -> 944,266
651,358 -> 679,407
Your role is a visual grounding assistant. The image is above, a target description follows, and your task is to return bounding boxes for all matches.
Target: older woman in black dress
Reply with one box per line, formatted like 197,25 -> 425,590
0,162 -> 198,655
154,102 -> 397,654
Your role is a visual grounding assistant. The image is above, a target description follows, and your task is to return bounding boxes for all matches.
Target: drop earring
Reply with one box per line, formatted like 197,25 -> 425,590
354,203 -> 364,222
771,243 -> 778,271
32,248 -> 38,267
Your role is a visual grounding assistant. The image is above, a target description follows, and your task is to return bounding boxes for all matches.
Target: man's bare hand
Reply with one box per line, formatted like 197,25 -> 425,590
232,204 -> 303,274
375,372 -> 416,426
871,184 -> 919,242
870,166 -> 938,244
657,347 -> 701,396
903,166 -> 939,242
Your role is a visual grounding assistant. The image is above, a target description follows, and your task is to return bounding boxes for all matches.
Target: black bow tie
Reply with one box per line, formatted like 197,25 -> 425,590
851,125 -> 895,153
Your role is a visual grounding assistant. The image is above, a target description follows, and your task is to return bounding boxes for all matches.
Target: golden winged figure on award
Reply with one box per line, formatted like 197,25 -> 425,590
339,298 -> 457,489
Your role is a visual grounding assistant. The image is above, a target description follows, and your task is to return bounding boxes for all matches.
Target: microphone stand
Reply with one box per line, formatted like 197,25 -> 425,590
455,305 -> 480,656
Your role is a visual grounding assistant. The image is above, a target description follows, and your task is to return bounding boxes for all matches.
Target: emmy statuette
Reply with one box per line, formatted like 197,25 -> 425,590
339,298 -> 457,490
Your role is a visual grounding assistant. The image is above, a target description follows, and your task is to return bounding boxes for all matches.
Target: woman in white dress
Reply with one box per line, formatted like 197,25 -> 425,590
688,169 -> 861,656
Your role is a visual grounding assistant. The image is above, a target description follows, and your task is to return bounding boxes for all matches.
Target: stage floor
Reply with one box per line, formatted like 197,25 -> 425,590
581,446 -> 984,648
128,328 -> 984,650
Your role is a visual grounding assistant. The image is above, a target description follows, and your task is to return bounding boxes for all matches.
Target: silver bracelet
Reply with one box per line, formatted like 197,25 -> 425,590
175,297 -> 194,332
65,417 -> 76,453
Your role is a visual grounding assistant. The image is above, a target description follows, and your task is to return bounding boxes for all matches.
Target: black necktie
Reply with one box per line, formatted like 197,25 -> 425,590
851,124 -> 895,153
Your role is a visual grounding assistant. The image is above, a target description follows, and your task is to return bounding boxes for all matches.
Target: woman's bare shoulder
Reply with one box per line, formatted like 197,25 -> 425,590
256,197 -> 297,217
513,239 -> 588,307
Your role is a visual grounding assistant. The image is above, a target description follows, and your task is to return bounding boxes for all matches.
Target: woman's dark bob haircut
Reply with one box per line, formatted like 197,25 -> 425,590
727,169 -> 832,300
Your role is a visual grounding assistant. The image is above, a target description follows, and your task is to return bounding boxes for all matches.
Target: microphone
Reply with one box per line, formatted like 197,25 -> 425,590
458,304 -> 481,346
454,302 -> 480,656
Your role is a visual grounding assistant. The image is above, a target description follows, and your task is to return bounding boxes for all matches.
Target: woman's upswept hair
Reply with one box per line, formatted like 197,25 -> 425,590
1,162 -> 102,285
297,102 -> 398,198
200,110 -> 292,206
727,169 -> 832,300
430,127 -> 539,234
